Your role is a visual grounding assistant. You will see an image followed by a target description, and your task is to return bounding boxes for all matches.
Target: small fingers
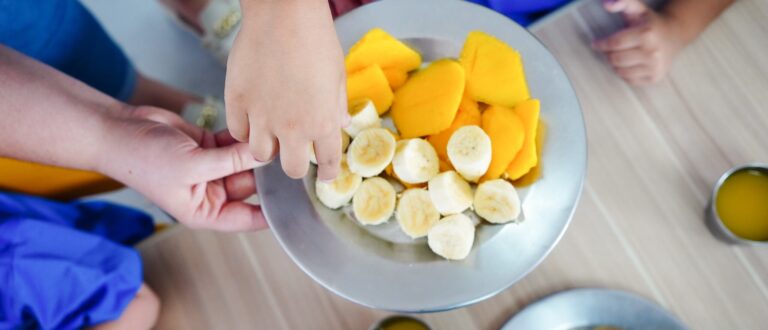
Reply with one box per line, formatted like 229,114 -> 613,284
249,127 -> 279,162
615,65 -> 651,80
279,139 -> 312,179
224,170 -> 257,201
606,48 -> 647,67
225,102 -> 250,142
209,202 -> 268,232
314,131 -> 343,181
592,25 -> 646,52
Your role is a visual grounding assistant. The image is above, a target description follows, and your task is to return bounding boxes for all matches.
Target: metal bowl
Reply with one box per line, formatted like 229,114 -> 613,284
501,288 -> 687,330
255,0 -> 586,312
706,163 -> 768,245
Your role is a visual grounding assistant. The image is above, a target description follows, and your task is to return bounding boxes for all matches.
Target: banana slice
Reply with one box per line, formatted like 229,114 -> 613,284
352,177 -> 396,225
343,99 -> 381,138
428,171 -> 473,215
391,138 -> 440,184
396,188 -> 440,238
473,179 -> 521,224
427,213 -> 475,260
347,127 -> 396,177
315,156 -> 362,209
310,131 -> 351,165
447,125 -> 492,182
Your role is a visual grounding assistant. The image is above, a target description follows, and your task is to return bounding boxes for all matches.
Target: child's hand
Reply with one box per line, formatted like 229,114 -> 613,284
225,0 -> 347,181
592,0 -> 685,86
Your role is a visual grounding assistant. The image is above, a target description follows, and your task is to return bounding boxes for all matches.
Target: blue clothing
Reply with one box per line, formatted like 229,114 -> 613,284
468,0 -> 573,26
0,192 -> 154,329
0,0 -> 136,101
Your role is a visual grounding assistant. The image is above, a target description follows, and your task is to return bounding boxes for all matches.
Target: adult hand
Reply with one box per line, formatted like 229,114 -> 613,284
592,0 -> 685,85
225,0 -> 348,180
103,106 -> 267,232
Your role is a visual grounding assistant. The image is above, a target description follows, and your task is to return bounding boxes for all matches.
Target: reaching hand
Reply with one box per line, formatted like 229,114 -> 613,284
224,0 -> 348,180
105,106 -> 267,232
592,0 -> 685,86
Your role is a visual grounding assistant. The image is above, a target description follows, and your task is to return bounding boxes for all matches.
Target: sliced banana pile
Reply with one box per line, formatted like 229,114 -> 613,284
313,98 -> 523,261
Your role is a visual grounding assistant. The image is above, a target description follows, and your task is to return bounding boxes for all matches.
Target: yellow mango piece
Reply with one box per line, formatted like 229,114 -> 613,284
346,65 -> 393,115
512,120 -> 546,187
427,102 -> 481,161
391,60 -> 466,138
346,28 -> 422,74
383,68 -> 408,90
438,158 -> 454,172
481,105 -> 525,181
460,31 -> 530,108
505,99 -> 541,180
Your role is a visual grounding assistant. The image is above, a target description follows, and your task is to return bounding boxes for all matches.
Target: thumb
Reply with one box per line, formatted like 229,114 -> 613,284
190,142 -> 266,182
604,0 -> 648,24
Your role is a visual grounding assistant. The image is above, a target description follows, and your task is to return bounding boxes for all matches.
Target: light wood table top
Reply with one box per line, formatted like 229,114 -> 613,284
138,0 -> 768,328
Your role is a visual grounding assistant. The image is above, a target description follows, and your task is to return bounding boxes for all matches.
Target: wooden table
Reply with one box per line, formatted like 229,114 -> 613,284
138,0 -> 768,328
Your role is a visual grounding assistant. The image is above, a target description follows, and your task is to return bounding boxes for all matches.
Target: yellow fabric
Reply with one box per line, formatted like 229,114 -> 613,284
0,158 -> 122,200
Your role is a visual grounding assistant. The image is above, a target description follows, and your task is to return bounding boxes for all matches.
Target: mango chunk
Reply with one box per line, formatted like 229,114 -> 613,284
383,68 -> 408,90
346,64 -> 394,115
427,98 -> 482,161
346,28 -> 422,74
505,99 -> 541,180
481,105 -> 525,181
391,60 -> 466,138
512,120 -> 546,187
460,31 -> 529,108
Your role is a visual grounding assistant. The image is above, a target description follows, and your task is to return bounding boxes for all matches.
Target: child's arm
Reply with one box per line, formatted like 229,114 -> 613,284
0,45 -> 266,232
592,0 -> 735,85
225,0 -> 347,181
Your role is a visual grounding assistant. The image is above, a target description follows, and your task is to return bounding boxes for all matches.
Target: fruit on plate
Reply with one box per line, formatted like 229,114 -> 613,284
392,138 -> 440,184
481,105 -> 525,181
347,64 -> 394,115
473,179 -> 521,224
343,99 -> 381,138
427,213 -> 475,260
310,130 -> 351,165
460,31 -> 529,108
347,127 -> 397,177
315,156 -> 362,209
447,125 -> 492,182
391,59 -> 466,138
427,171 -> 473,215
427,100 -> 482,162
353,177 -> 397,225
345,28 -> 422,77
383,68 -> 408,90
396,188 -> 441,238
506,99 -> 541,180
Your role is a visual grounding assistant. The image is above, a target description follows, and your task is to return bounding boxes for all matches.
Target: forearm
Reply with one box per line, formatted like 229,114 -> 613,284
662,0 -> 735,44
0,45 -> 124,173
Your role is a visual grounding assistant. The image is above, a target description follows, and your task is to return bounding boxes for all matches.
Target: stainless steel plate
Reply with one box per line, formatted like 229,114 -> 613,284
255,0 -> 586,312
502,288 -> 687,330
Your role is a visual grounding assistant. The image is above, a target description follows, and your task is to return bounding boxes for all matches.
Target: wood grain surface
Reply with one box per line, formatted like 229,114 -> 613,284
138,0 -> 768,328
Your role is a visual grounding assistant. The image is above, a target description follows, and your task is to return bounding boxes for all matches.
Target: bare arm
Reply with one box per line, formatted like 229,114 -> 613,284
0,45 -> 266,231
662,0 -> 736,44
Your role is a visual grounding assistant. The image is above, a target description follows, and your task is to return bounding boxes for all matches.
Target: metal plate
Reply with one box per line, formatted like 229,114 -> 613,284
255,0 -> 586,312
501,288 -> 687,330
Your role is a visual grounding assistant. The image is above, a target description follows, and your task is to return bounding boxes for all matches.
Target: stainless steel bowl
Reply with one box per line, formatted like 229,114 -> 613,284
706,163 -> 768,245
255,0 -> 586,312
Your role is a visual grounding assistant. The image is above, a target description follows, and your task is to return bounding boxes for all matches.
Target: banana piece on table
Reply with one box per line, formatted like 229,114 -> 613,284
392,138 -> 440,184
428,170 -> 473,215
347,127 -> 396,177
343,99 -> 381,138
447,125 -> 492,182
473,179 -> 521,224
315,156 -> 362,209
310,131 -> 351,165
352,177 -> 396,225
427,213 -> 475,260
396,188 -> 440,238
